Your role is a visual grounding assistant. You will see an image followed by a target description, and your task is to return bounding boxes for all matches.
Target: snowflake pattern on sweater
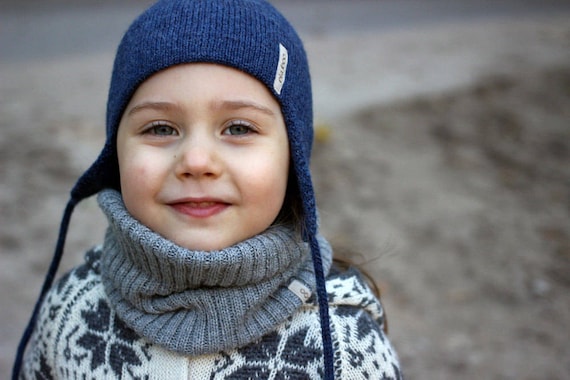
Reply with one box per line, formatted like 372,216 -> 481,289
22,248 -> 402,379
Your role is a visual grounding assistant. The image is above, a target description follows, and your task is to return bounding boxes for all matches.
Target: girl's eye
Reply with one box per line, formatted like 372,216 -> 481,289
146,123 -> 177,136
223,122 -> 255,136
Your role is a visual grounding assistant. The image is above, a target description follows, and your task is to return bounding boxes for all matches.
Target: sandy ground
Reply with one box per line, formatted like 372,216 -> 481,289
1,7 -> 570,380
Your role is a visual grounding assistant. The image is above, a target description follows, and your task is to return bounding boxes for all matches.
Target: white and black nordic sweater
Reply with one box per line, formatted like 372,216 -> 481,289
22,251 -> 401,379
21,191 -> 401,379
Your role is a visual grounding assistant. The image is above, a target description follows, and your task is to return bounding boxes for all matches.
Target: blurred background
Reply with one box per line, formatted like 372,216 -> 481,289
1,1 -> 570,378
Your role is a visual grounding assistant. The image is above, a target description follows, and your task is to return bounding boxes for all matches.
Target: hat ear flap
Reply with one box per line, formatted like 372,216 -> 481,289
71,142 -> 120,200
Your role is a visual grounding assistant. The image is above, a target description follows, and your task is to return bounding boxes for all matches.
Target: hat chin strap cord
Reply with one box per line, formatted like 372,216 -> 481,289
309,234 -> 335,380
12,197 -> 79,380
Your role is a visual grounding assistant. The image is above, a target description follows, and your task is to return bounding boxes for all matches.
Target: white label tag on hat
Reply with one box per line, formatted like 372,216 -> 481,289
288,280 -> 311,303
273,43 -> 288,95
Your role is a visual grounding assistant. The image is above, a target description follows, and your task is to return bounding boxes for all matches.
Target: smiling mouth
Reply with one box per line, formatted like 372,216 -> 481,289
170,200 -> 229,218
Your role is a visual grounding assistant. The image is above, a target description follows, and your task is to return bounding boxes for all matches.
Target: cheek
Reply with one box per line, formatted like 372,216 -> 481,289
121,166 -> 146,192
118,150 -> 157,203
244,155 -> 289,211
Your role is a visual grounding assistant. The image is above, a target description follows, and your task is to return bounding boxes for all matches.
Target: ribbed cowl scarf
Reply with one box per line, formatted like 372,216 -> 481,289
97,189 -> 332,356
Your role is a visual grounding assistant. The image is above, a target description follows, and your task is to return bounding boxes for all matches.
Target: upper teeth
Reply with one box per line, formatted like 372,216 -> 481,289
189,202 -> 215,207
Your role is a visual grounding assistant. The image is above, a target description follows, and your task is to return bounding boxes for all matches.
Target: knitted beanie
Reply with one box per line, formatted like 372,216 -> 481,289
14,0 -> 335,379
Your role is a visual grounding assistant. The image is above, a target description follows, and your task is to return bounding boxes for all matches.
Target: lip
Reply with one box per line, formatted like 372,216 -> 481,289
168,198 -> 230,218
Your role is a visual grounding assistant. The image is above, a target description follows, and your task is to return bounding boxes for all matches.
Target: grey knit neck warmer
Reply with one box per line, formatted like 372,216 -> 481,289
97,189 -> 332,356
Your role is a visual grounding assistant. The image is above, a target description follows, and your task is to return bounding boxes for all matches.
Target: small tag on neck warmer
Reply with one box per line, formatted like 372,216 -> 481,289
288,280 -> 312,303
273,43 -> 288,95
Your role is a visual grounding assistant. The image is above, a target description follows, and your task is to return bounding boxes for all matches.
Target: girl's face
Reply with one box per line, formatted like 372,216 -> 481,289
116,63 -> 290,251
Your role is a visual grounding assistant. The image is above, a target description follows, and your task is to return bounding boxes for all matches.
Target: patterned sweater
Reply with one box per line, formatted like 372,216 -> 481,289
22,247 -> 401,379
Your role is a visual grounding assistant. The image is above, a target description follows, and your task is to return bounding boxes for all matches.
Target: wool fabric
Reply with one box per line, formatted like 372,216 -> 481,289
98,189 -> 332,355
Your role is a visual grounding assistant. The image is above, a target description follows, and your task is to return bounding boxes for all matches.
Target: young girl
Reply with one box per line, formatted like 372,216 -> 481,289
14,1 -> 401,379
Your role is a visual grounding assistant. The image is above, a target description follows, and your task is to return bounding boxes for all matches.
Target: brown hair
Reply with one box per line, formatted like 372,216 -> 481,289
273,171 -> 388,333
273,166 -> 304,233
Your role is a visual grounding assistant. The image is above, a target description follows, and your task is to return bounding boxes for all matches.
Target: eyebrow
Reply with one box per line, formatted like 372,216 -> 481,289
126,101 -> 175,117
215,99 -> 277,116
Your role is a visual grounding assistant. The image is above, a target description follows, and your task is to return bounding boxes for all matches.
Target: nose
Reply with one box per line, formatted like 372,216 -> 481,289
175,133 -> 222,179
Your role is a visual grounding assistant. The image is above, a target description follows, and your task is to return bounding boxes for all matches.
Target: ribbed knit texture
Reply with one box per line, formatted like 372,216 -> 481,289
98,189 -> 332,355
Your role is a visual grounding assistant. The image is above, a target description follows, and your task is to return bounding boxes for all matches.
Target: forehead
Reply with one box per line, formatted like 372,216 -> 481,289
131,63 -> 279,106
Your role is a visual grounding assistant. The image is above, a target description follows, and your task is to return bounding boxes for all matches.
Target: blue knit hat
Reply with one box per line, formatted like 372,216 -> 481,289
14,0 -> 334,378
